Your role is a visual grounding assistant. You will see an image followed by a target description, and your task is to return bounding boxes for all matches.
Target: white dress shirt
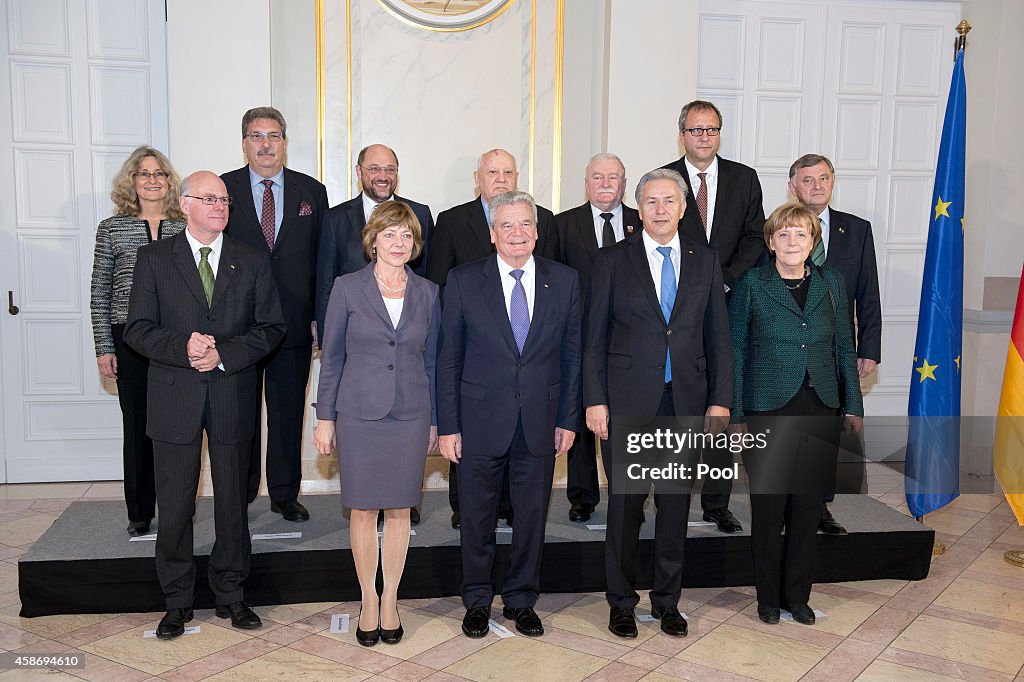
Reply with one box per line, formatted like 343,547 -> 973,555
684,156 -> 719,238
641,231 -> 681,301
590,203 -> 624,245
185,230 -> 223,275
362,192 -> 393,222
496,254 -> 536,319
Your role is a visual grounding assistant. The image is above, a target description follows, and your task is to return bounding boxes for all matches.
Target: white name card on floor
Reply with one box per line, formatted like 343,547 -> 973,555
251,532 -> 302,540
687,521 -> 716,527
487,619 -> 515,638
129,534 -> 157,542
586,524 -> 607,531
376,529 -> 416,537
780,609 -> 826,622
144,626 -> 199,638
495,527 -> 513,534
330,614 -> 350,633
636,614 -> 657,622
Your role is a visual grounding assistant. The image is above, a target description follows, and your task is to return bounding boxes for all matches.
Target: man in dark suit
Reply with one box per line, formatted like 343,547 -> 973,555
125,171 -> 285,639
221,106 -> 328,521
556,152 -> 640,523
789,153 -> 881,534
428,148 -> 560,528
584,168 -> 733,639
661,99 -> 765,534
437,191 -> 581,639
315,143 -> 434,341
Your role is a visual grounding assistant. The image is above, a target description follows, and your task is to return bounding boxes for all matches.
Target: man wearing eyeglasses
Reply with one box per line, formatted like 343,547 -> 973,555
221,107 -> 329,522
125,171 -> 285,638
315,143 -> 434,346
661,100 -> 766,535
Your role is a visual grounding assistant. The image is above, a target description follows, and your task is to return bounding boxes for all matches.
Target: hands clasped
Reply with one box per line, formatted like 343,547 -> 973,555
187,332 -> 221,372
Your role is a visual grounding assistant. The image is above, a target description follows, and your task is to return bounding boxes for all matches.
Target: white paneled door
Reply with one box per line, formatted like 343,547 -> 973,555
698,0 -> 961,416
0,0 -> 169,482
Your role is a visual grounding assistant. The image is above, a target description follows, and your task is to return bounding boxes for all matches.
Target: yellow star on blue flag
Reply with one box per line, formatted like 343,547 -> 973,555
934,197 -> 952,220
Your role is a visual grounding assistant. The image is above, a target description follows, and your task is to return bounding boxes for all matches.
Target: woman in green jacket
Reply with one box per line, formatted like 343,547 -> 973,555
729,202 -> 863,626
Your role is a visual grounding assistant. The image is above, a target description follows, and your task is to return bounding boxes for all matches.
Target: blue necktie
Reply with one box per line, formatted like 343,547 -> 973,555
657,246 -> 676,382
510,269 -> 529,353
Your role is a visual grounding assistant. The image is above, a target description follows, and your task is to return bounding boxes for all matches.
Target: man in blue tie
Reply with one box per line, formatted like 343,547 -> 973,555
437,191 -> 582,638
583,169 -> 733,638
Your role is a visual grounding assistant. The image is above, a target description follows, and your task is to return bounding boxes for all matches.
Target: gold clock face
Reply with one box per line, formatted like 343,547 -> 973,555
377,0 -> 515,31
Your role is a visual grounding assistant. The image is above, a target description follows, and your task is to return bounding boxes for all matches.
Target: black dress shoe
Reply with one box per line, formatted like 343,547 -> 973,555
608,607 -> 637,638
502,606 -> 543,637
462,606 -> 490,638
215,602 -> 262,630
410,507 -> 420,525
568,502 -> 594,523
156,607 -> 193,639
271,499 -> 310,522
127,520 -> 151,536
451,511 -> 461,529
356,609 -> 381,646
757,605 -> 780,624
651,605 -> 688,636
703,507 -> 742,533
789,604 -> 815,625
819,505 -> 848,535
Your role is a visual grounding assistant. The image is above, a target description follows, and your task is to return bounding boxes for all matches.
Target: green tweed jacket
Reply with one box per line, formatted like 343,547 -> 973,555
729,264 -> 864,418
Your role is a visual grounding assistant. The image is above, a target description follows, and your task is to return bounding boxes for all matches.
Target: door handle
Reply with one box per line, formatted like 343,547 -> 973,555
8,290 -> 19,315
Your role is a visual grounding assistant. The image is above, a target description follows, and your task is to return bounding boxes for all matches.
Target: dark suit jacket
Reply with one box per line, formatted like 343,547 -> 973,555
124,231 -> 286,444
315,193 -> 434,344
436,255 -> 581,458
556,202 -> 641,296
426,197 -> 561,289
583,234 -> 733,418
221,166 -> 328,348
661,156 -> 766,289
316,262 -> 440,423
824,208 -> 881,363
728,264 -> 863,417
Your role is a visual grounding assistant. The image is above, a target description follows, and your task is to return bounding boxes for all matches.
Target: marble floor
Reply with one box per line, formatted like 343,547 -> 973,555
2,475 -> 1024,681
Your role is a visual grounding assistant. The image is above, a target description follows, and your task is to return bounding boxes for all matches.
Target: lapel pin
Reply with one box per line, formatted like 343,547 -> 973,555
838,226 -> 846,234
229,264 -> 236,270
625,225 -> 635,234
688,250 -> 694,254
543,283 -> 549,288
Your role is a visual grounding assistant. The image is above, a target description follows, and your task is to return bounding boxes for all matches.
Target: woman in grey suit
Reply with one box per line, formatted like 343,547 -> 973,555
314,201 -> 440,647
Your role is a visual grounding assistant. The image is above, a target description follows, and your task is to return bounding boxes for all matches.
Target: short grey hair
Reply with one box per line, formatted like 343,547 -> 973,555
242,107 -> 287,138
677,100 -> 723,132
586,152 -> 625,175
789,153 -> 835,179
634,168 -> 688,205
487,190 -> 537,229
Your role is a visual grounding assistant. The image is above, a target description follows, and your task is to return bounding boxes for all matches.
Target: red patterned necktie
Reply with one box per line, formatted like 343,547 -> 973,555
696,172 -> 708,237
260,178 -> 275,250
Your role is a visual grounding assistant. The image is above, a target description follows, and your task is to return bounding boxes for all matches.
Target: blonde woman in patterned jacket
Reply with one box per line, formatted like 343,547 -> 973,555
90,146 -> 186,537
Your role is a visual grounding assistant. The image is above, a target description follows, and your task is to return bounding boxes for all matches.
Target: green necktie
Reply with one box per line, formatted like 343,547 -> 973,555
811,220 -> 826,266
198,246 -> 215,306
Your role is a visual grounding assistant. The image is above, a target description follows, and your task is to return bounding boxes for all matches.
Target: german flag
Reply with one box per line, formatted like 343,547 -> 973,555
995,265 -> 1024,525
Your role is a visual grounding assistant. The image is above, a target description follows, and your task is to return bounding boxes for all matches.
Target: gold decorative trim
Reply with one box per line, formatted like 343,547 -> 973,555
374,0 -> 516,32
315,0 -> 325,183
527,0 -> 536,196
550,0 -> 564,212
346,0 -> 353,198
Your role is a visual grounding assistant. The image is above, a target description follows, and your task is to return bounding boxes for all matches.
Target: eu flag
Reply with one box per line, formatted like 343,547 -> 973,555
905,47 -> 966,518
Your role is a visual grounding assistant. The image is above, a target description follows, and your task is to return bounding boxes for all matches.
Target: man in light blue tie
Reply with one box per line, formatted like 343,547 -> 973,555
437,191 -> 582,639
583,168 -> 733,639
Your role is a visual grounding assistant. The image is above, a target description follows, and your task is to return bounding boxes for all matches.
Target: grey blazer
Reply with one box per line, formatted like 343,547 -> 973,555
316,262 -> 440,424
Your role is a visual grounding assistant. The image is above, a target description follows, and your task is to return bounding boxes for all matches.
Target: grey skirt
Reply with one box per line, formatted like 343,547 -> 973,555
336,411 -> 430,509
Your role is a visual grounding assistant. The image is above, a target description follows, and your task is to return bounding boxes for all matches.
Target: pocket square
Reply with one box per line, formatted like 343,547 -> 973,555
298,201 -> 313,216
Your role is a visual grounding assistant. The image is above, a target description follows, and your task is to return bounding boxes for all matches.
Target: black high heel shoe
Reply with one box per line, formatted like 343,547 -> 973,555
355,609 -> 380,647
380,607 -> 404,644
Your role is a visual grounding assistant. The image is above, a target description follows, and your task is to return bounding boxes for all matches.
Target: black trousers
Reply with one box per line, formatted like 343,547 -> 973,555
111,324 -> 156,523
745,383 -> 839,609
247,343 -> 312,503
449,460 -> 512,517
154,393 -> 252,609
458,415 -> 553,609
565,427 -> 600,507
603,389 -> 695,610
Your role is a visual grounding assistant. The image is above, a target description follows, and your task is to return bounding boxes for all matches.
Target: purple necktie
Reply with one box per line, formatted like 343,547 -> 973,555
510,269 -> 529,353
260,178 -> 275,250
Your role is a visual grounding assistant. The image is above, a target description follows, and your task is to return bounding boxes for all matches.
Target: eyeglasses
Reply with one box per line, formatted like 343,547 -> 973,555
133,171 -> 169,180
682,127 -> 721,137
359,164 -> 398,176
183,194 -> 233,205
244,131 -> 284,142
